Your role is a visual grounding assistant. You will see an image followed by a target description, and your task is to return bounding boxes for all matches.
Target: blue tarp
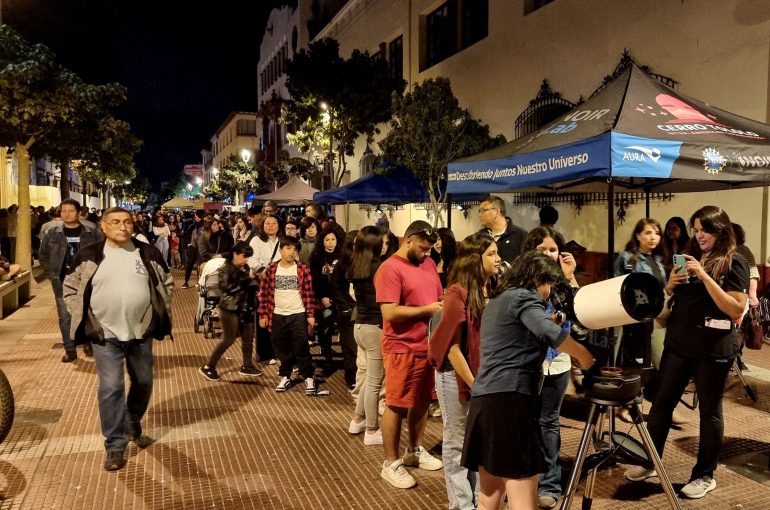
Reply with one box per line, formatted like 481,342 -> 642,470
313,167 -> 431,204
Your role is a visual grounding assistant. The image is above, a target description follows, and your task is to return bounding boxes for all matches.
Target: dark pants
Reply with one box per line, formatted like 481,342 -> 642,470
538,370 -> 570,498
183,244 -> 198,284
646,349 -> 733,480
256,318 -> 275,362
50,277 -> 75,355
207,308 -> 254,368
316,308 -> 335,360
337,307 -> 357,386
180,239 -> 188,266
92,338 -> 154,452
272,313 -> 314,379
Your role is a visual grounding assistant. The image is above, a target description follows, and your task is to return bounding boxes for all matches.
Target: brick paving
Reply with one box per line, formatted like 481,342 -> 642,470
0,269 -> 768,509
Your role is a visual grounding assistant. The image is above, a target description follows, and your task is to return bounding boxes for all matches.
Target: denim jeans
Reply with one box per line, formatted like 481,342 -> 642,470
92,338 -> 154,452
207,308 -> 254,368
353,324 -> 383,429
538,370 -> 570,498
435,368 -> 477,510
50,277 -> 75,355
646,349 -> 733,480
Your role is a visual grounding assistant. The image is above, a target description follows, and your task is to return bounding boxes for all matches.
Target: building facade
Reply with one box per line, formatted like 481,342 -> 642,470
309,0 -> 770,262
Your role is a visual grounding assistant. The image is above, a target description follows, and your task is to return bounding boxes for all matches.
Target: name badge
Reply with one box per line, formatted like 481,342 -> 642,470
704,317 -> 731,330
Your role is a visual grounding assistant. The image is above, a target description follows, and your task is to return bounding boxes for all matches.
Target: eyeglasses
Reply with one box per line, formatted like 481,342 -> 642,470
479,207 -> 498,214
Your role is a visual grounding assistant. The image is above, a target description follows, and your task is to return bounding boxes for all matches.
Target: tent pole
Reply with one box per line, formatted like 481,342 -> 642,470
446,194 -> 452,230
345,201 -> 350,230
607,179 -> 614,280
645,186 -> 651,218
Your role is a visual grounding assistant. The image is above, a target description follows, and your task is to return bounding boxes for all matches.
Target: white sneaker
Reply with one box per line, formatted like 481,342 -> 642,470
275,376 -> 291,392
624,465 -> 657,482
348,418 -> 366,435
402,446 -> 443,471
364,429 -> 383,446
680,476 -> 716,499
381,459 -> 416,489
304,377 -> 316,395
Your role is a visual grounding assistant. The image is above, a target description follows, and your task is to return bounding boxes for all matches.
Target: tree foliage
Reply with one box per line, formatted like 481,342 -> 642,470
113,174 -> 151,206
262,150 -> 322,189
379,78 -> 506,227
282,38 -> 405,188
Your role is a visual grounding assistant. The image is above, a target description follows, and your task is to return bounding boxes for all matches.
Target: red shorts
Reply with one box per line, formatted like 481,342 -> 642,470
383,351 -> 434,408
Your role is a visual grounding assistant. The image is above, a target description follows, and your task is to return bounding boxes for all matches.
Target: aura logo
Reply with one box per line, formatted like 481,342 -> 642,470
623,145 -> 662,163
702,147 -> 726,175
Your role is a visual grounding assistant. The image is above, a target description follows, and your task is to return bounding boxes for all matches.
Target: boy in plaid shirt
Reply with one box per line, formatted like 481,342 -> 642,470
258,236 -> 328,395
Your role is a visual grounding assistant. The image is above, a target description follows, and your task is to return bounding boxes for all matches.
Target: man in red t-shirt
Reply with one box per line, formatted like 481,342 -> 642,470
374,220 -> 444,489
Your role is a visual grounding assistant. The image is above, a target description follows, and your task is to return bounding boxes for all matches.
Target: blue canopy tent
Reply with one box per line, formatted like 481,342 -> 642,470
313,167 -> 431,204
447,65 -> 770,273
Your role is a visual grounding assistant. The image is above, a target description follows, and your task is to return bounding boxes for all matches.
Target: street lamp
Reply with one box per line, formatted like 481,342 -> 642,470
212,167 -> 219,177
241,149 -> 252,164
195,177 -> 202,186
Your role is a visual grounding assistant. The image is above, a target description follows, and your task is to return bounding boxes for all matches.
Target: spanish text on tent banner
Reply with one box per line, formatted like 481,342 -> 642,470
610,132 -> 681,178
446,134 -> 611,193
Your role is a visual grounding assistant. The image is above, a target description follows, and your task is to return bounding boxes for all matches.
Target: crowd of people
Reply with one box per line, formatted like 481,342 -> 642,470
29,194 -> 757,509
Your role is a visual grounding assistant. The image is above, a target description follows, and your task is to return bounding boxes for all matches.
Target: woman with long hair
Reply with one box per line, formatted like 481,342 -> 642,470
625,206 -> 748,499
662,216 -> 690,273
521,227 -> 577,509
199,242 -> 261,381
428,232 -> 500,510
152,213 -> 171,263
430,227 -> 458,288
461,251 -> 594,510
347,226 -> 386,445
613,219 -> 666,368
309,226 -> 343,368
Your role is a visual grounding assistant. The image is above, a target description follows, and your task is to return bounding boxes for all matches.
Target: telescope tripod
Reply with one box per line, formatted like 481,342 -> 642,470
559,394 -> 682,510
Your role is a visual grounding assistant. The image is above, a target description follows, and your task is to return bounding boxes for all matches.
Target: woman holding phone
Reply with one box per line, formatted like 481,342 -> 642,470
625,206 -> 748,500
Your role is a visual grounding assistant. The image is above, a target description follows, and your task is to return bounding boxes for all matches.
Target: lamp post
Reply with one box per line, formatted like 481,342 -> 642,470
237,149 -> 252,206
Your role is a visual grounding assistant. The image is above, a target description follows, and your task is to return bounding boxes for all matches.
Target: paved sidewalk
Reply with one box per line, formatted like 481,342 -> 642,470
0,269 -> 768,509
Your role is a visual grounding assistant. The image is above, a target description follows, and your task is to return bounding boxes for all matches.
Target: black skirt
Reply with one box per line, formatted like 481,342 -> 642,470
461,391 -> 546,479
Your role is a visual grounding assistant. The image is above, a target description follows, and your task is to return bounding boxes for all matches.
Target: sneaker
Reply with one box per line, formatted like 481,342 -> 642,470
402,446 -> 443,471
61,352 -> 77,363
349,418 -> 366,435
198,365 -> 220,381
624,465 -> 657,482
428,401 -> 442,418
129,434 -> 153,449
381,459 -> 416,489
275,376 -> 292,392
364,429 -> 383,446
267,359 -> 278,365
538,495 -> 558,509
239,365 -> 263,377
181,282 -> 190,289
680,476 -> 716,499
304,377 -> 317,395
103,449 -> 126,471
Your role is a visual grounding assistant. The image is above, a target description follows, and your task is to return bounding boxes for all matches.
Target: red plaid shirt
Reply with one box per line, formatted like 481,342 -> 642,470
258,260 -> 315,331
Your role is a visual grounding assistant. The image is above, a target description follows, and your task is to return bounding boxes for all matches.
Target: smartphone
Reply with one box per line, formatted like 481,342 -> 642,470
673,254 -> 687,274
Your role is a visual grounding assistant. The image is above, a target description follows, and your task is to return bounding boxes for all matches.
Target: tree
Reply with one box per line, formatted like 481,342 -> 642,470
379,78 -> 506,227
262,150 -> 322,190
218,156 -> 263,203
282,38 -> 405,188
0,25 -> 141,268
113,174 -> 150,207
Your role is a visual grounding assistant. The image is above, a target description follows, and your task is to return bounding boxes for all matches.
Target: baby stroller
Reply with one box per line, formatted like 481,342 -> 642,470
194,270 -> 223,338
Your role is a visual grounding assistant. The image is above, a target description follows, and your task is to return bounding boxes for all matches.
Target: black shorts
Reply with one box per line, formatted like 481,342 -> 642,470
461,391 -> 546,479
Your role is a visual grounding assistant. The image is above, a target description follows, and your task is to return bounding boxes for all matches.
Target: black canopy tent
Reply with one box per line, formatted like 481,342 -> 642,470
447,65 -> 770,276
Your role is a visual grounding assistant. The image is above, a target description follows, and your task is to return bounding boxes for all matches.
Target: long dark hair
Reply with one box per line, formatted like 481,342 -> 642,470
446,233 -> 495,322
522,226 -> 565,253
311,226 -> 342,263
347,226 -> 383,279
430,227 -> 457,274
225,241 -> 254,262
664,216 -> 690,247
685,206 -> 736,282
491,251 -> 563,299
623,218 -> 664,268
300,216 -> 321,240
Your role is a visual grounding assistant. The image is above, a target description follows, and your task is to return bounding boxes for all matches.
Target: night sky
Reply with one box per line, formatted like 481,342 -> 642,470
4,0 -> 291,190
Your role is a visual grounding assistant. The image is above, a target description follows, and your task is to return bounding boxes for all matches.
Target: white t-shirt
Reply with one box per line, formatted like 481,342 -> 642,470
274,263 -> 305,316
91,243 -> 151,341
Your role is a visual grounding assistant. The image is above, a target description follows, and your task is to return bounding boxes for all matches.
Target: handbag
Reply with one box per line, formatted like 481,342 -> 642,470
741,305 -> 765,350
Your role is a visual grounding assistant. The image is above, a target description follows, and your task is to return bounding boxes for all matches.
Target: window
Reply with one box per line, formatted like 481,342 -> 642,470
237,119 -> 257,136
422,0 -> 488,71
388,36 -> 403,81
425,2 -> 455,70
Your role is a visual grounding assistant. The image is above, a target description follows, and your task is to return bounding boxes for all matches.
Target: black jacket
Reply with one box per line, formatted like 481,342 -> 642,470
478,218 -> 527,264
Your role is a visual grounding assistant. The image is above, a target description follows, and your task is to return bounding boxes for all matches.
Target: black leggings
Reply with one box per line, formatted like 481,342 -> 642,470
645,349 -> 733,480
207,309 -> 254,368
184,245 -> 198,284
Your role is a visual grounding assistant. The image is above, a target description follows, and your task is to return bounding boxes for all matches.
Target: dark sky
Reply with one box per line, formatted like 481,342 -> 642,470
5,0 -> 292,190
